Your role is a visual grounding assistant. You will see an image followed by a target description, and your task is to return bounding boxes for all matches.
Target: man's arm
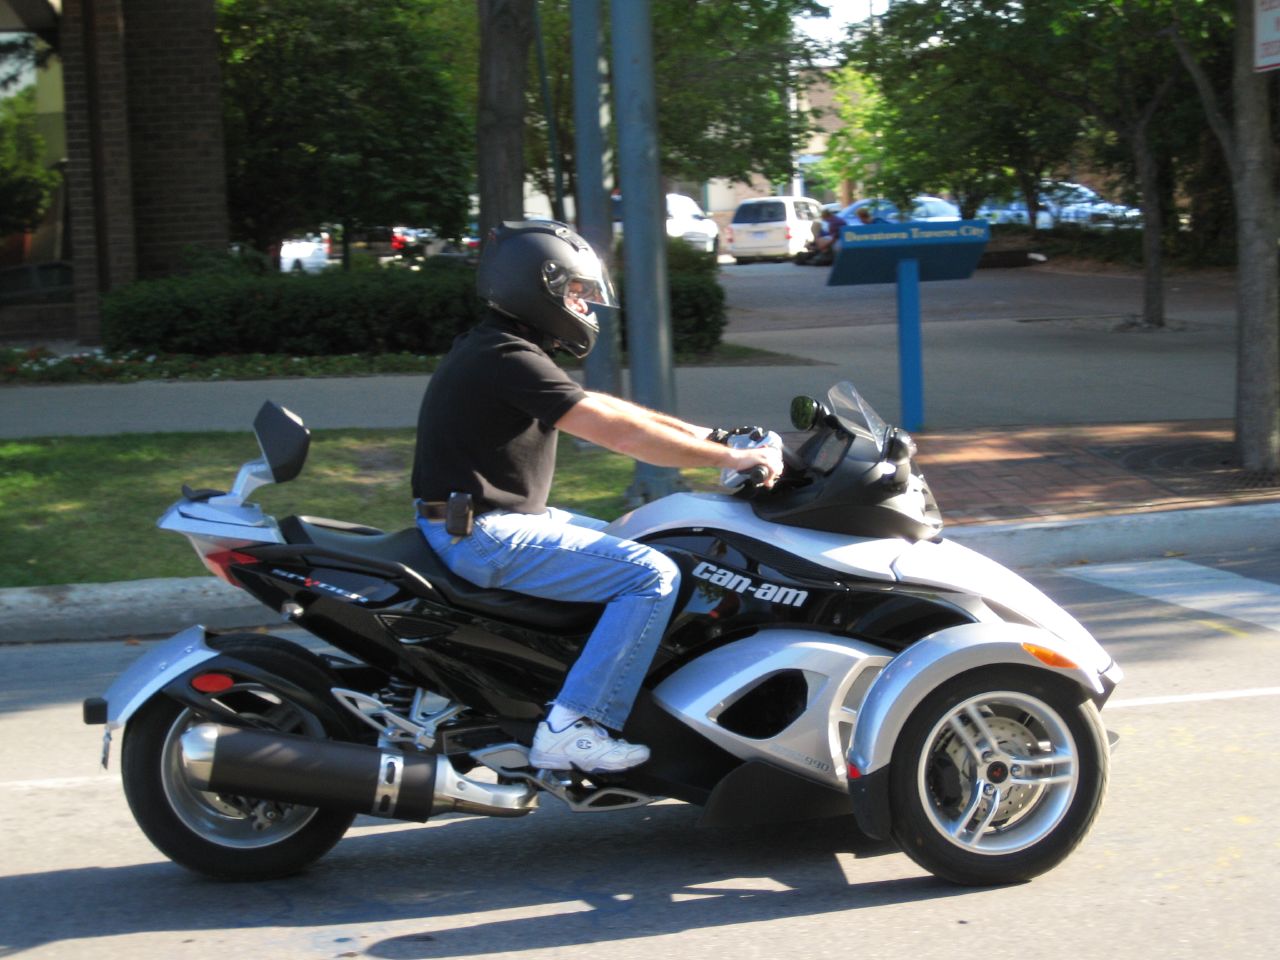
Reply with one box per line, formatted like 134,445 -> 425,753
581,391 -> 712,440
556,393 -> 782,481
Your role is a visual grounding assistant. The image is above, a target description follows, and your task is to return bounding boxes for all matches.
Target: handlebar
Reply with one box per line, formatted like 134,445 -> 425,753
735,465 -> 771,499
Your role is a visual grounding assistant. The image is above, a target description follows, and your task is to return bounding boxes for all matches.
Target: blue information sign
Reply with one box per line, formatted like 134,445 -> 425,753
826,219 -> 990,430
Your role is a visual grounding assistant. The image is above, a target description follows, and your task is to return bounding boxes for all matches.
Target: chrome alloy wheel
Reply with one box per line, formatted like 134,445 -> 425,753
917,690 -> 1079,855
159,685 -> 323,849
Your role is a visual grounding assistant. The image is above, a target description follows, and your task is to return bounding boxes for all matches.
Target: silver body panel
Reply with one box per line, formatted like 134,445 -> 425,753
99,625 -> 219,733
653,629 -> 891,790
613,491 -> 1121,788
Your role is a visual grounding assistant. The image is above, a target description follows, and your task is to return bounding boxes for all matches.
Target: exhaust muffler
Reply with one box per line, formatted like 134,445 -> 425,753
179,724 -> 536,820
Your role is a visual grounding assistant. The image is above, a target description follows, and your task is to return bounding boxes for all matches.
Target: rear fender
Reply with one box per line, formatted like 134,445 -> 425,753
96,625 -> 220,732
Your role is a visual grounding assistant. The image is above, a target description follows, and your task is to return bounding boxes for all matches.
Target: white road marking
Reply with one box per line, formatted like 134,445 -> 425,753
1108,686 -> 1280,709
1061,558 -> 1280,632
1,774 -> 118,789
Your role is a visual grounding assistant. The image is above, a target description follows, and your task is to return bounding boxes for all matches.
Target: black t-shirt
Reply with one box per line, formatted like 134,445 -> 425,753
411,317 -> 585,514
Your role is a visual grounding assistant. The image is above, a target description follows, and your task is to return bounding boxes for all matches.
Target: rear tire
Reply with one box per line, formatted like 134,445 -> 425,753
889,666 -> 1108,886
121,637 -> 360,880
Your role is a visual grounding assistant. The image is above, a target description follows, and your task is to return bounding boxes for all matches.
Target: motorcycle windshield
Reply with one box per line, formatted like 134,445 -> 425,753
827,381 -> 890,451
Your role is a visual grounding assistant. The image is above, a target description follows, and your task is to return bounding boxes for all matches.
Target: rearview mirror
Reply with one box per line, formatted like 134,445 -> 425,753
254,401 -> 310,483
790,396 -> 820,430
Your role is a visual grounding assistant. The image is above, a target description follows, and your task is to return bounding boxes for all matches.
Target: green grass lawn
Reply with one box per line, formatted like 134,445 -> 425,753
0,430 -> 719,588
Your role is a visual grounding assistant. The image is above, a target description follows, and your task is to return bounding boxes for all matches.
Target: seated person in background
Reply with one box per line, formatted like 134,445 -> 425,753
811,210 -> 845,264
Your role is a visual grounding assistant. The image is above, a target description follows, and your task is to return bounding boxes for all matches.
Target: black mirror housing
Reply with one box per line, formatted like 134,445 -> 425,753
253,402 -> 310,483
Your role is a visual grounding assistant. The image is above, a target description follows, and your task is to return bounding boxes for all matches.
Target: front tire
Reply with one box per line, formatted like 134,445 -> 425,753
121,637 -> 360,880
889,666 -> 1109,885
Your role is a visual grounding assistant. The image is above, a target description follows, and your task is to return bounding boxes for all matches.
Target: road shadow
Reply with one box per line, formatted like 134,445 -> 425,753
0,804 -> 977,956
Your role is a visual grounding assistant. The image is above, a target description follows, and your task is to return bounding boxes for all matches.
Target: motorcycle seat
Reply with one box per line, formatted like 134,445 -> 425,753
279,515 -> 604,633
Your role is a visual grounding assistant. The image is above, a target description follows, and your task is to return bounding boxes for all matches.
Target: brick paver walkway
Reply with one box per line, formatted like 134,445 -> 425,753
917,420 -> 1280,525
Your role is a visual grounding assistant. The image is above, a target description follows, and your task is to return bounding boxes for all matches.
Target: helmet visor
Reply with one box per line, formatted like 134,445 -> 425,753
542,253 -> 616,317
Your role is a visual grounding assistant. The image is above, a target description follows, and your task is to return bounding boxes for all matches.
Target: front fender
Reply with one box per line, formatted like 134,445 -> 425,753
849,621 -> 1119,781
843,620 -> 1120,841
93,625 -> 220,732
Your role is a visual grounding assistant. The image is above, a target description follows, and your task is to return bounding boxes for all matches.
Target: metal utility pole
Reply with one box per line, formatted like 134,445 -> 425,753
571,0 -> 621,395
611,0 -> 680,502
533,1 -> 566,222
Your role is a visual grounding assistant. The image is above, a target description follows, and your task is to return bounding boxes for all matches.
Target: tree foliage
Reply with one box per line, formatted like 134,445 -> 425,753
0,86 -> 61,236
217,0 -> 473,255
519,0 -> 826,199
648,0 -> 825,184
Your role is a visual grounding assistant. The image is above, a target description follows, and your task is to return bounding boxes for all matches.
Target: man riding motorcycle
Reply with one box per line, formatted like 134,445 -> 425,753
411,220 -> 783,773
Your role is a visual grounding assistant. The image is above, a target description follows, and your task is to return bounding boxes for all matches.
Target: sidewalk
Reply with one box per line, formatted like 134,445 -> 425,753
917,417 -> 1280,570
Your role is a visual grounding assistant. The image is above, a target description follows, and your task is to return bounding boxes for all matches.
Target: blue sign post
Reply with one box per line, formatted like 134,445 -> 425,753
827,220 -> 990,430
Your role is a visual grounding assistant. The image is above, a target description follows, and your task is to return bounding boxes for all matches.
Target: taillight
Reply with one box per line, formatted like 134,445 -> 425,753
785,227 -> 792,240
726,227 -> 734,242
199,547 -> 261,587
191,672 -> 236,694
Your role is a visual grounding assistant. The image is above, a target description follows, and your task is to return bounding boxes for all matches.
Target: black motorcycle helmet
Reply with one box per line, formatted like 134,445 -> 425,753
476,220 -> 616,359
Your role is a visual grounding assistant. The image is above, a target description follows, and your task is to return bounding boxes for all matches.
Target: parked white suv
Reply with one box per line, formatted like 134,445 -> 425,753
727,196 -> 824,262
611,193 -> 721,254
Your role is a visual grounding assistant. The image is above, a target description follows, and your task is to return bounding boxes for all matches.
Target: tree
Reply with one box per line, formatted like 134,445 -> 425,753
0,87 -> 60,236
514,0 -> 824,201
830,3 -> 1083,229
1169,0 -> 1278,472
647,0 -> 824,185
477,0 -> 536,240
217,0 -> 472,260
836,0 -> 1194,328
1030,0 -> 1185,329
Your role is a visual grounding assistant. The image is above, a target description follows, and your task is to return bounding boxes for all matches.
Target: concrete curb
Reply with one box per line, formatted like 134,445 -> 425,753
0,576 -> 273,644
3,501 -> 1278,644
944,501 -> 1280,568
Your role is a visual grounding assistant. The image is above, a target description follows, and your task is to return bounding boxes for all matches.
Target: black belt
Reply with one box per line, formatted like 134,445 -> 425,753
417,500 -> 450,522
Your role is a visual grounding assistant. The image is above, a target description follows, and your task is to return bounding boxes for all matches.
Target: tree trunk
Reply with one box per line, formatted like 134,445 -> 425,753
1232,0 -> 1280,471
477,0 -> 536,243
1131,118 -> 1165,328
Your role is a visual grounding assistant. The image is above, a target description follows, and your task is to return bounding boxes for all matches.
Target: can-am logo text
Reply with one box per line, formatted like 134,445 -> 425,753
691,561 -> 808,608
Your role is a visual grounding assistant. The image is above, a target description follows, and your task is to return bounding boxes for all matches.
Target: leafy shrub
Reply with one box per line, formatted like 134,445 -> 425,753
614,238 -> 726,355
100,258 -> 483,356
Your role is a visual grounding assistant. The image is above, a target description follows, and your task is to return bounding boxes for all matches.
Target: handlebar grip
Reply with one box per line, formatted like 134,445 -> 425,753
737,465 -> 770,497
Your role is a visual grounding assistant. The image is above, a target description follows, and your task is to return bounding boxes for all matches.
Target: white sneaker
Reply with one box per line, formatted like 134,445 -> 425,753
529,719 -> 650,773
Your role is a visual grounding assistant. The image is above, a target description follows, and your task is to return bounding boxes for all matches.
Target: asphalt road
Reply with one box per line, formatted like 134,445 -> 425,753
2,545 -> 1278,960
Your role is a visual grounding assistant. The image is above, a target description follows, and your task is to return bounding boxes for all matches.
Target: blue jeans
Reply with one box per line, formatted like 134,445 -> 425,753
417,506 -> 680,731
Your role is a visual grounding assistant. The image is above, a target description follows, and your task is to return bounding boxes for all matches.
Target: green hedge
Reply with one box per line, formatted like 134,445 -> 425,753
101,259 -> 483,357
101,240 -> 726,358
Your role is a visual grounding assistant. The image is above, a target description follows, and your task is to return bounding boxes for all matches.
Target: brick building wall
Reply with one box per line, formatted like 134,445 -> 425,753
61,0 -> 133,342
56,0 -> 227,343
122,0 -> 227,279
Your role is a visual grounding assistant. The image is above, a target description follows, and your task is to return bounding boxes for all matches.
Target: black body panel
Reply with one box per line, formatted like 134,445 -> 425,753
214,517 -> 979,815
229,521 -> 975,732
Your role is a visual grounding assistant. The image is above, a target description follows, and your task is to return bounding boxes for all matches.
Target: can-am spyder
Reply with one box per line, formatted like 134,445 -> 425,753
84,381 -> 1122,886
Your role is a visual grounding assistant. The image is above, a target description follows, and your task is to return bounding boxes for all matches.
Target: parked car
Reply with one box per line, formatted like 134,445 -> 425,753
1040,181 -> 1140,229
977,198 -> 1054,230
278,233 -> 332,273
727,195 -> 824,262
837,195 -> 961,224
610,193 -> 721,254
390,226 -> 447,258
